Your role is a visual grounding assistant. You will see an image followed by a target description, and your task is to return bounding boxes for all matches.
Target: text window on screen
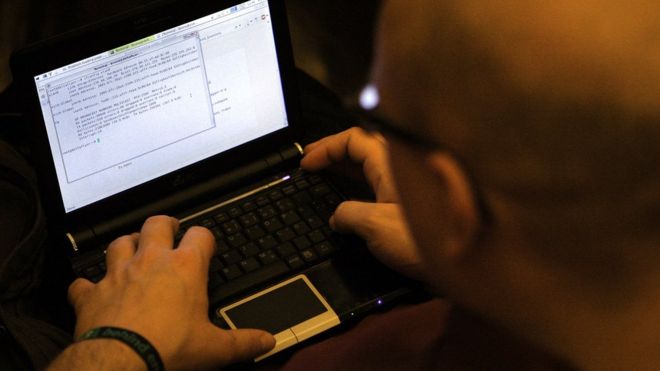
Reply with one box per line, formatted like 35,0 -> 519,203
33,0 -> 287,212
44,33 -> 215,183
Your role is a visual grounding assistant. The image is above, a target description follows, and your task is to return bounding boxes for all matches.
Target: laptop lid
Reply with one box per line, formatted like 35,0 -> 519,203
12,0 -> 303,248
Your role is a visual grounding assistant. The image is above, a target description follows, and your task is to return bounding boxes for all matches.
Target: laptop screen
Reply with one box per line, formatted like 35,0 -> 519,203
32,0 -> 288,213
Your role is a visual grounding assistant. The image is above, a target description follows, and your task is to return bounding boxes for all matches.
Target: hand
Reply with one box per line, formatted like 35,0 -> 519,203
66,216 -> 275,371
301,128 -> 426,281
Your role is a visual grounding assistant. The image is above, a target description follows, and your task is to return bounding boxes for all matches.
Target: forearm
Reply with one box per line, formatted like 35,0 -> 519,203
47,339 -> 146,371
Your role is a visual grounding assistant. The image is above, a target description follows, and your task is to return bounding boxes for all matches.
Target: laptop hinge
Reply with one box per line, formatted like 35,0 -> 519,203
65,142 -> 304,253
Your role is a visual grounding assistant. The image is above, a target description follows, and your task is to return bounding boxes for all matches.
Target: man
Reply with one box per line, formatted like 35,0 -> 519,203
49,0 -> 660,370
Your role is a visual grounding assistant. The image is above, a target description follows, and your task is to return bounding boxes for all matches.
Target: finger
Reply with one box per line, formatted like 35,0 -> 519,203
205,327 -> 275,365
330,200 -> 387,238
176,226 -> 216,274
301,127 -> 382,171
330,201 -> 425,280
301,128 -> 397,202
68,277 -> 95,310
137,215 -> 179,252
105,233 -> 139,271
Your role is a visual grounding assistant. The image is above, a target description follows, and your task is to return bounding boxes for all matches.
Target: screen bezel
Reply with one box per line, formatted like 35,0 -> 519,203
11,0 -> 302,236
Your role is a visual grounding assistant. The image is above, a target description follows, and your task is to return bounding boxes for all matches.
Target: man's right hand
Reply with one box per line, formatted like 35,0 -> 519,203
301,128 -> 427,282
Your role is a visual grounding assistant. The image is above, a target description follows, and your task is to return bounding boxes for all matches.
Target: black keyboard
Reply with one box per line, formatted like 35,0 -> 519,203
78,172 -> 344,305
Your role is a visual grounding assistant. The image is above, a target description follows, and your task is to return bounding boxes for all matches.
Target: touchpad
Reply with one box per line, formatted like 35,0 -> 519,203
218,275 -> 340,361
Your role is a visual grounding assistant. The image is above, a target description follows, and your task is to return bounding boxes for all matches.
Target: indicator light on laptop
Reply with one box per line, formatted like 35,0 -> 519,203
377,299 -> 383,305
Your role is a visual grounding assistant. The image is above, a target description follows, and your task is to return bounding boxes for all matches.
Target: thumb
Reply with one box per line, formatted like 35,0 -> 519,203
205,327 -> 275,366
331,201 -> 427,281
330,200 -> 383,238
68,278 -> 95,310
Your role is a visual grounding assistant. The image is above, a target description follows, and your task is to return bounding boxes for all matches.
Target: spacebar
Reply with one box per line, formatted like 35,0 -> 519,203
209,261 -> 290,305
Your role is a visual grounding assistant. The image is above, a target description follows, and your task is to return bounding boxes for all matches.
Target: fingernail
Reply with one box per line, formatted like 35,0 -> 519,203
260,333 -> 276,350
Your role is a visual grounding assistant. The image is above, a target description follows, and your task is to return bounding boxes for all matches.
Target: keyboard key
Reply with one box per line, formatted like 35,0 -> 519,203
83,266 -> 101,278
216,240 -> 230,254
282,185 -> 297,195
257,235 -> 278,250
209,261 -> 289,304
305,215 -> 324,229
268,190 -> 284,201
214,212 -> 230,224
222,265 -> 243,280
276,198 -> 296,212
286,254 -> 305,270
245,225 -> 266,240
208,271 -> 225,289
293,236 -> 311,250
308,230 -> 325,243
276,227 -> 296,242
258,205 -> 277,219
255,196 -> 270,206
276,242 -> 296,257
281,210 -> 300,225
222,221 -> 241,235
263,217 -> 284,232
227,233 -> 248,248
228,207 -> 243,218
314,241 -> 335,257
292,191 -> 312,204
300,249 -> 318,263
239,212 -> 259,227
175,229 -> 186,242
221,250 -> 242,265
325,193 -> 342,209
199,218 -> 216,228
241,201 -> 257,211
309,175 -> 323,184
240,258 -> 261,273
210,226 -> 224,241
293,221 -> 310,236
209,257 -> 223,272
295,179 -> 310,189
310,184 -> 331,197
257,250 -> 278,265
296,205 -> 316,219
239,242 -> 260,257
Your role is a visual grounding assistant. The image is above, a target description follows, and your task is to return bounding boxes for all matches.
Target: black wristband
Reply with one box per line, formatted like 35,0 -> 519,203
78,327 -> 165,371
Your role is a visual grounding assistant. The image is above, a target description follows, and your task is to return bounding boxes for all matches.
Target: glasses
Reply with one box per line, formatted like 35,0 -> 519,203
356,84 -> 493,228
356,85 -> 441,150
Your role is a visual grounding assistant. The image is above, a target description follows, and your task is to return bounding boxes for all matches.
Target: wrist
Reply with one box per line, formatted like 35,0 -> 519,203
48,338 -> 146,371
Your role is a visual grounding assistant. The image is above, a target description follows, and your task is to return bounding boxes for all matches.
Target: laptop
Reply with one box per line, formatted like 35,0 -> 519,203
11,0 -> 410,360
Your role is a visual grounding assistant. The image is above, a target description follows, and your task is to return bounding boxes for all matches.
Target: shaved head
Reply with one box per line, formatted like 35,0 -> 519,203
373,0 -> 660,281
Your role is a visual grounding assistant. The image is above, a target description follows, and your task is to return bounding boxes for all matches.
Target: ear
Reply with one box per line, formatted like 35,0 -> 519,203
425,151 -> 482,259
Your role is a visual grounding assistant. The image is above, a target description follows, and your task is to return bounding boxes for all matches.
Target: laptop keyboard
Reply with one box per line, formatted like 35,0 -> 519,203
78,172 -> 344,304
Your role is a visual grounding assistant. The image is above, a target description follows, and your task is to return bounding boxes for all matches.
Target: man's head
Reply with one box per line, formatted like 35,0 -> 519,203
371,0 -> 660,368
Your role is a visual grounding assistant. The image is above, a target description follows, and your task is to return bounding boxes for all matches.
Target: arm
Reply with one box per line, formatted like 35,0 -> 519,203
48,216 -> 275,371
48,339 -> 146,371
301,127 -> 427,282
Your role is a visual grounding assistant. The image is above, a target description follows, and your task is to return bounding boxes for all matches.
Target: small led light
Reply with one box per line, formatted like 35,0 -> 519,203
359,84 -> 380,110
377,299 -> 383,305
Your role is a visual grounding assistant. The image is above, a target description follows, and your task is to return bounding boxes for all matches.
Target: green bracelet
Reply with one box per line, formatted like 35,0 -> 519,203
78,327 -> 165,371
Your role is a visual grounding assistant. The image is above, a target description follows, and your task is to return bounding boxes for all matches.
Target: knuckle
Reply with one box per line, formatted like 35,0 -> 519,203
145,215 -> 171,225
107,234 -> 133,251
68,278 -> 90,305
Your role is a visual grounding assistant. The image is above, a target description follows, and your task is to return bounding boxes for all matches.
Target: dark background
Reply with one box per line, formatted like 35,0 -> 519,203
0,0 -> 382,102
